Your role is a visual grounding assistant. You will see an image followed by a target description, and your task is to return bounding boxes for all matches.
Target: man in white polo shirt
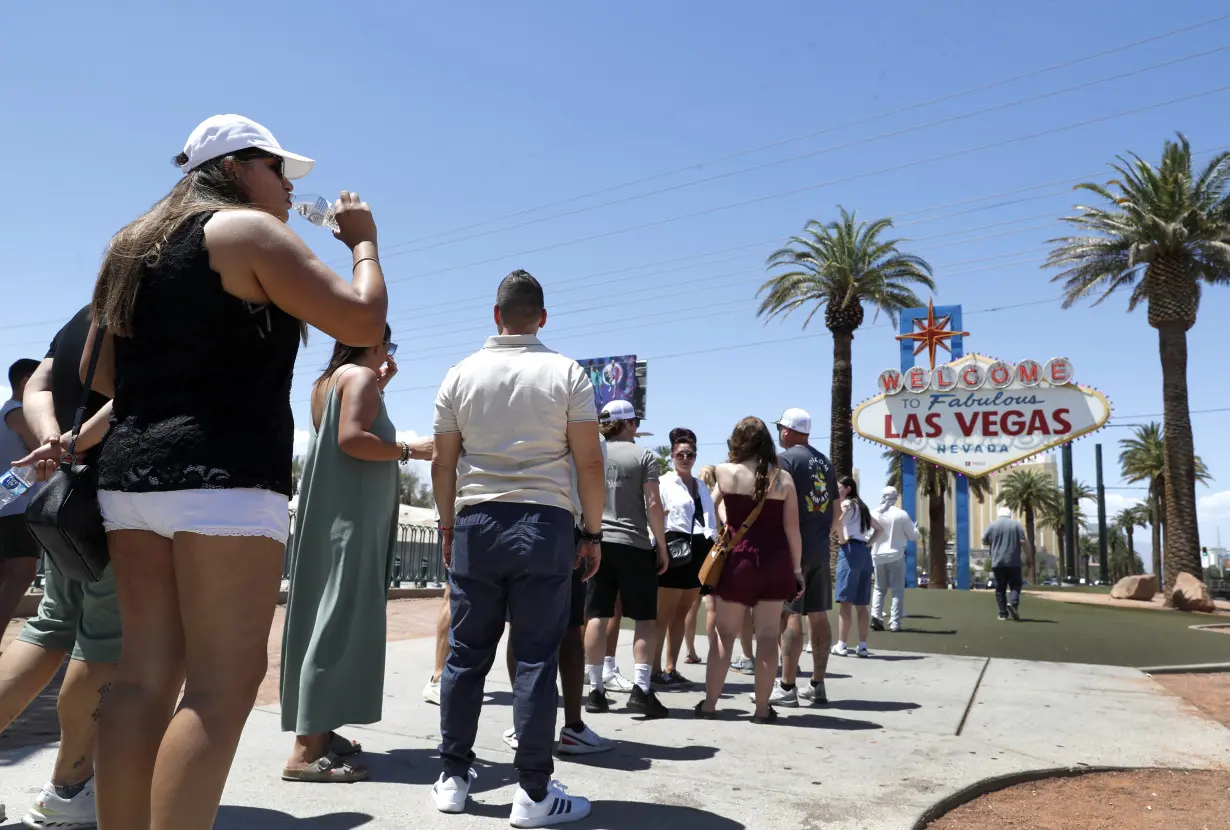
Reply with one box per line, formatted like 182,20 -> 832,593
431,270 -> 606,827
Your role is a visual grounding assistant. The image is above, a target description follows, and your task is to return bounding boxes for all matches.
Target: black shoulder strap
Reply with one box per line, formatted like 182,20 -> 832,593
64,323 -> 106,465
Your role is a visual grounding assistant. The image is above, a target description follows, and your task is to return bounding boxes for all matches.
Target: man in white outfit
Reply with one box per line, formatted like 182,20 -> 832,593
870,486 -> 918,633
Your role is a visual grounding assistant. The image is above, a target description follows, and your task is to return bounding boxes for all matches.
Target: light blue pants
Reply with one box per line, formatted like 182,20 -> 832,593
871,558 -> 907,627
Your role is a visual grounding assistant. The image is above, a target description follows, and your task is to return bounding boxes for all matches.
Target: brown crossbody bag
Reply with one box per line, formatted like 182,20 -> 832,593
698,489 -> 769,592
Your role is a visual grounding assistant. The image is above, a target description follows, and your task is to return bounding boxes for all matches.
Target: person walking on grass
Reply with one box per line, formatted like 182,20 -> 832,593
432,270 -> 604,826
766,408 -> 837,708
870,486 -> 918,633
832,477 -> 881,658
984,506 -> 1027,621
583,400 -> 671,719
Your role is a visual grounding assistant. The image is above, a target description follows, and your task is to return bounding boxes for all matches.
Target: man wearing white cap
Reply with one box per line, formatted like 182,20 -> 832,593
983,507 -> 1027,621
870,486 -> 919,632
769,408 -> 838,707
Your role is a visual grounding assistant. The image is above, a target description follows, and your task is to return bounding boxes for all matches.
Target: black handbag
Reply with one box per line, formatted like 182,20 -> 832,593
667,533 -> 693,569
25,326 -> 110,583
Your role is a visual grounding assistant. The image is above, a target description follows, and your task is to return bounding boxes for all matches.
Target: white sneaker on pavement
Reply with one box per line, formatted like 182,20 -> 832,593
23,779 -> 97,829
557,723 -> 613,755
750,679 -> 798,708
509,780 -> 591,827
729,657 -> 755,674
431,769 -> 476,814
423,676 -> 441,705
602,671 -> 635,693
830,643 -> 849,657
856,644 -> 871,658
503,727 -> 520,750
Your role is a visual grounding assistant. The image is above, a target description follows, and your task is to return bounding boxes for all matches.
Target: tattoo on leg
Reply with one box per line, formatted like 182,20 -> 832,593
72,755 -> 86,769
92,682 -> 113,723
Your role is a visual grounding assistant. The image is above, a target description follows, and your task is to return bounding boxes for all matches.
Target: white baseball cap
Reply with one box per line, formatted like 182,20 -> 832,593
599,400 -> 638,423
775,408 -> 812,435
179,114 -> 315,180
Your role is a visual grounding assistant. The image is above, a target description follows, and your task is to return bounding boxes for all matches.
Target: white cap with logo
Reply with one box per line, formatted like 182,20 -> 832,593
775,408 -> 812,435
179,114 -> 315,180
599,400 -> 638,423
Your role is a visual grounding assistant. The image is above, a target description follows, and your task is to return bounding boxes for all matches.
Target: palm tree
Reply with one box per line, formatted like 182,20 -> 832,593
1118,422 -> 1212,589
884,450 -> 989,588
1046,134 -> 1230,588
759,208 -> 934,479
1112,504 -> 1150,582
1039,480 -> 1094,579
652,445 -> 672,476
996,469 -> 1063,585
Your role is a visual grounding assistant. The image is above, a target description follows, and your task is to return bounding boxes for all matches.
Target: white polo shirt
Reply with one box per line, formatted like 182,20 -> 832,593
434,334 -> 598,516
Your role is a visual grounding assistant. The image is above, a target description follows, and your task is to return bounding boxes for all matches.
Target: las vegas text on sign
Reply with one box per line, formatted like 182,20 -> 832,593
852,354 -> 1110,477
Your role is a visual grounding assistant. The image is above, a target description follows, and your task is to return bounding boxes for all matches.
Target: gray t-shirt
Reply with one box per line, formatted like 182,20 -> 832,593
983,516 -> 1027,568
778,444 -> 837,568
601,440 -> 658,549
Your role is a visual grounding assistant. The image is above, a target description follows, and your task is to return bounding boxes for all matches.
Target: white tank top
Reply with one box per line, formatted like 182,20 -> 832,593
842,500 -> 869,542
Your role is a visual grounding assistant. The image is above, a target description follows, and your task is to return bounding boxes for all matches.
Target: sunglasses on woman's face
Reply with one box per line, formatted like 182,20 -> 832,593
385,342 -> 398,356
674,451 -> 697,460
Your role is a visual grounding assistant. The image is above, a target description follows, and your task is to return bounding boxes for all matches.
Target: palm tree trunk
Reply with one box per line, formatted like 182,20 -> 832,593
1126,526 -> 1135,576
829,328 -> 854,479
1155,323 -> 1202,595
1025,507 -> 1037,585
928,489 -> 947,589
1150,499 -> 1162,592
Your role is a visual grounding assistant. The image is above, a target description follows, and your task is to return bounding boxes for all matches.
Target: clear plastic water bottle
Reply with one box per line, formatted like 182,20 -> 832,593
0,465 -> 35,510
291,194 -> 340,233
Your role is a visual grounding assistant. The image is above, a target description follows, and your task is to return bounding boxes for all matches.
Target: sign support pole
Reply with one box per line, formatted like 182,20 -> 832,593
900,328 -> 918,588
1095,443 -> 1108,583
1062,442 -> 1077,582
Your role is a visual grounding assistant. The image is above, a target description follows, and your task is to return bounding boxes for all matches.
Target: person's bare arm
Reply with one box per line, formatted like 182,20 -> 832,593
566,420 -> 605,580
836,500 -> 851,544
780,474 -> 803,574
78,322 -> 115,397
21,359 -> 59,444
4,409 -> 37,453
336,369 -> 403,462
645,480 -> 669,575
205,203 -> 387,347
432,431 -> 462,567
406,436 -> 434,461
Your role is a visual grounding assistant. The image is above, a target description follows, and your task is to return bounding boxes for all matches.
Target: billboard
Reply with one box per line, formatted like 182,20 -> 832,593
853,353 -> 1109,478
576,355 -> 644,418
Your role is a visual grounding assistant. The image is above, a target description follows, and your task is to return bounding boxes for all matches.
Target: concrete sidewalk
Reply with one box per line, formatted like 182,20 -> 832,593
2,634 -> 1227,830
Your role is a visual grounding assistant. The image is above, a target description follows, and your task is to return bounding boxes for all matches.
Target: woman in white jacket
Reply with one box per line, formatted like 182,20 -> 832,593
651,428 -> 717,686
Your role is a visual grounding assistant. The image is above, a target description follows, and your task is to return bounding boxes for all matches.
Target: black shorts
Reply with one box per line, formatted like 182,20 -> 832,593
787,562 -> 833,615
585,541 -> 658,622
0,514 -> 41,561
659,533 -> 710,591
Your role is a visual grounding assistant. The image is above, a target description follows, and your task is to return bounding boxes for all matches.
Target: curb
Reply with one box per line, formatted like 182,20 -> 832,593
1139,662 -> 1230,675
910,765 -> 1131,829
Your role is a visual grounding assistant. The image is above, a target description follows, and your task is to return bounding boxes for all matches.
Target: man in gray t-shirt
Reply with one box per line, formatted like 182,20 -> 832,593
982,507 -> 1027,621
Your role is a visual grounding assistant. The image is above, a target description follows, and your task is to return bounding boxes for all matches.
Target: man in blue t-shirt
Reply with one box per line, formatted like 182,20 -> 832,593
769,408 -> 838,707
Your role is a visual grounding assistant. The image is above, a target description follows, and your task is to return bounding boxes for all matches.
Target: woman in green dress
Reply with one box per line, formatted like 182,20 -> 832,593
279,324 -> 429,782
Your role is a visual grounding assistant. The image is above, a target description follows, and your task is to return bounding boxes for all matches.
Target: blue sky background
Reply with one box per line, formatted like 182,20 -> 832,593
3,1 -> 1229,563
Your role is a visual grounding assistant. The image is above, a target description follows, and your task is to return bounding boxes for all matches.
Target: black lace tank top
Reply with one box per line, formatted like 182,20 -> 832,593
96,212 -> 301,497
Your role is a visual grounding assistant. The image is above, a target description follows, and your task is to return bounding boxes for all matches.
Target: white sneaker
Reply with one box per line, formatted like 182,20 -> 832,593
602,672 -> 635,693
856,644 -> 871,658
23,779 -> 97,828
431,769 -> 476,814
729,657 -> 755,674
510,780 -> 591,828
889,622 -> 901,633
557,723 -> 613,756
749,679 -> 798,708
830,643 -> 849,657
503,727 -> 520,750
423,676 -> 441,705
803,641 -> 813,653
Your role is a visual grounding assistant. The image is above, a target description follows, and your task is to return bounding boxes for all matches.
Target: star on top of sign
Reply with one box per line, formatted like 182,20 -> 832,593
897,299 -> 970,370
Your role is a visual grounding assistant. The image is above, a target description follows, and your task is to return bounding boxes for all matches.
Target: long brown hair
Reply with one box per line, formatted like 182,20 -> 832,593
313,324 -> 392,393
727,416 -> 778,502
91,147 -> 294,338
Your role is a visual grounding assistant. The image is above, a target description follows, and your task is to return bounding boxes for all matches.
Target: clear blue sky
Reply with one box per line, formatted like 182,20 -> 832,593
3,1 -> 1229,559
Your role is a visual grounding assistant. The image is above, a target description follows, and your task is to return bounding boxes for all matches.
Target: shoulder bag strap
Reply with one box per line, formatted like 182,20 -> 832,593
63,323 -> 106,467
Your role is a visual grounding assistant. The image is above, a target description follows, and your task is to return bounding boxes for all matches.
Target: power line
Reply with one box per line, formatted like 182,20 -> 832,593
379,86 -> 1230,283
361,45 -> 1230,263
364,14 -> 1230,257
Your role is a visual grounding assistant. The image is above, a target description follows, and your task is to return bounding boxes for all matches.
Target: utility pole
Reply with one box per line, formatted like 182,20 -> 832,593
1062,442 -> 1076,582
1095,443 -> 1108,584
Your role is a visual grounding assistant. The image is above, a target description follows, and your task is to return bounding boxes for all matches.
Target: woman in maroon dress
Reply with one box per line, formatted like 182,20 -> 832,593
697,417 -> 803,723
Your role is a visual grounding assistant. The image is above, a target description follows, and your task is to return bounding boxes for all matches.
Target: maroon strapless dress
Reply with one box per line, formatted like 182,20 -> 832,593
714,493 -> 797,607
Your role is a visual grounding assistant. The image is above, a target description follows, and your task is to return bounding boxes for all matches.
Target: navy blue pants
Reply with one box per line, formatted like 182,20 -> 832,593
440,501 -> 574,799
993,565 -> 1023,615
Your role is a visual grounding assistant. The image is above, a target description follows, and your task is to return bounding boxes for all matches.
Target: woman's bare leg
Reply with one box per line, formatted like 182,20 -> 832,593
751,601 -> 781,718
702,599 -> 745,712
653,588 -> 683,672
665,588 -> 699,673
837,602 -> 853,645
96,530 -> 184,830
739,612 -> 754,662
683,593 -> 703,661
147,533 -> 283,830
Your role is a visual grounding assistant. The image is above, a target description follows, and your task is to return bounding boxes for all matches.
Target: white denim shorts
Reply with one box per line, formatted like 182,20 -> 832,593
98,489 -> 291,545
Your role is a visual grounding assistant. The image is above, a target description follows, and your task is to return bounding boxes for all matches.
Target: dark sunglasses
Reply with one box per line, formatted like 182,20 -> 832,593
674,451 -> 697,460
386,342 -> 398,356
245,155 -> 285,179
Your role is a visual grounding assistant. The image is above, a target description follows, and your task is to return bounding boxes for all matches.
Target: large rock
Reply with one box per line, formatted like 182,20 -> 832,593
1169,572 -> 1216,613
1111,574 -> 1158,601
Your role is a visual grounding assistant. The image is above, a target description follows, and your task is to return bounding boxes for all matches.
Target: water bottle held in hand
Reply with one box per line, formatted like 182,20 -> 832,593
291,194 -> 340,233
0,465 -> 35,510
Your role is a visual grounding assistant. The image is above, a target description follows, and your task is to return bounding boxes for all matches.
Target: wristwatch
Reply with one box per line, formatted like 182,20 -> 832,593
579,529 -> 603,544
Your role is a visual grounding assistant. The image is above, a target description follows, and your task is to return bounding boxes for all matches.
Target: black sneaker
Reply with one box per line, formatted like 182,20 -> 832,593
651,670 -> 676,687
627,685 -> 669,719
870,616 -> 885,632
585,689 -> 611,714
666,669 -> 692,686
997,612 -> 1009,621
1007,604 -> 1020,621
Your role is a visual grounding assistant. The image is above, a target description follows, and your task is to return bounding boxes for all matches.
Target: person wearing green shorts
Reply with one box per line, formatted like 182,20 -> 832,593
0,305 -> 120,829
